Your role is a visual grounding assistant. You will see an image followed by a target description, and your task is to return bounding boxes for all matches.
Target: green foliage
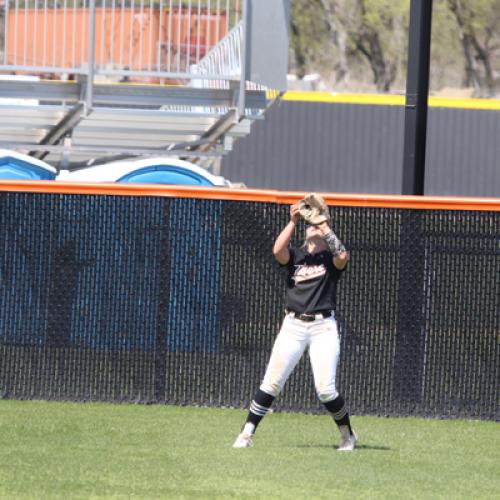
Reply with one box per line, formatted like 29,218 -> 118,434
289,0 -> 332,76
0,400 -> 499,499
361,0 -> 408,32
429,0 -> 464,90
290,0 -> 500,95
445,0 -> 500,95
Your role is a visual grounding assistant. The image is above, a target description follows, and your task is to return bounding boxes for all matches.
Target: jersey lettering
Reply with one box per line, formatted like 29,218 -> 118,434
293,263 -> 327,284
285,248 -> 343,314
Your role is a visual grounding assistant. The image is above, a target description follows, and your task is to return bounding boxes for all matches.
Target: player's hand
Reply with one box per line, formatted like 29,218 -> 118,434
290,204 -> 301,224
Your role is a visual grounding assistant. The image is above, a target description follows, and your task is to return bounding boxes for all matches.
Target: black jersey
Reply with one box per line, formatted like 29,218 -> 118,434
283,246 -> 345,314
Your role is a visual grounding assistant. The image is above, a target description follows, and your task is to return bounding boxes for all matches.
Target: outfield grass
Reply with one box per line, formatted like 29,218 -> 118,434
0,400 -> 498,499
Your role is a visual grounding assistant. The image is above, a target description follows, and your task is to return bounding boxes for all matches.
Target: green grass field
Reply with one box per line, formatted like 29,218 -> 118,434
0,400 -> 498,499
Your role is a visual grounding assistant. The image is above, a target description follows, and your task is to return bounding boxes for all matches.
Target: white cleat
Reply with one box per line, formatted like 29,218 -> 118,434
337,431 -> 357,451
233,431 -> 253,449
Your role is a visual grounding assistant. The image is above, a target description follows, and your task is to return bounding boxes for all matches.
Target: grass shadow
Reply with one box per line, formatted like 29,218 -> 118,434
295,443 -> 391,451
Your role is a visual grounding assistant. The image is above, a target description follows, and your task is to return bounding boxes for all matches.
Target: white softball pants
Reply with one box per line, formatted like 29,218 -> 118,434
260,313 -> 341,403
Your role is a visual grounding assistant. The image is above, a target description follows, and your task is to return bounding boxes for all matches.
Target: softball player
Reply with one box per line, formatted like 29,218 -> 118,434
233,201 -> 356,451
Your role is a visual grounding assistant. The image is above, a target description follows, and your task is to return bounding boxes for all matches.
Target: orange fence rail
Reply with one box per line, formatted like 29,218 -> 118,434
0,181 -> 499,211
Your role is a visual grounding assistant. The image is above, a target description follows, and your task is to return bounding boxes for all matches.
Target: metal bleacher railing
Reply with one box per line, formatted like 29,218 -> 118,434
0,0 -> 273,170
0,0 -> 242,83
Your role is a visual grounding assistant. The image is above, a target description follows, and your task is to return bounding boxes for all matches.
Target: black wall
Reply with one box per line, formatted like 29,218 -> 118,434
221,100 -> 500,197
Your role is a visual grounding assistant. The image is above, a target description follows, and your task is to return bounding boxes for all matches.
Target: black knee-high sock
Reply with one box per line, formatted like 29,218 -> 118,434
323,395 -> 353,435
245,389 -> 275,430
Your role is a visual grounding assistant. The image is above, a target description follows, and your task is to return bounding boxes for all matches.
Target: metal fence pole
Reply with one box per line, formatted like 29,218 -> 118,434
402,0 -> 433,195
237,0 -> 248,119
85,0 -> 97,111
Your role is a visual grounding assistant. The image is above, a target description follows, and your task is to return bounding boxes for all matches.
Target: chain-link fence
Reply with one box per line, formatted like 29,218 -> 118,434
0,190 -> 498,420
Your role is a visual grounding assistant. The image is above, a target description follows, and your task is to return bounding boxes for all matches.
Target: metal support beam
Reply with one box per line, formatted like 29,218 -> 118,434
86,0 -> 96,111
188,109 -> 238,151
238,0 -> 249,119
245,0 -> 290,91
30,103 -> 86,160
402,0 -> 433,195
2,143 -> 225,157
0,80 -> 267,109
182,109 -> 239,163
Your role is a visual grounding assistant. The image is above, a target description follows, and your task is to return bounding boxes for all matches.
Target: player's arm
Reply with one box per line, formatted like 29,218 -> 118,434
317,222 -> 349,270
333,249 -> 349,270
273,203 -> 300,265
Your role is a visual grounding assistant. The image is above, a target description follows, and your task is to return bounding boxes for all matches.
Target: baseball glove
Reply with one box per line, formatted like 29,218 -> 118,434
298,193 -> 330,225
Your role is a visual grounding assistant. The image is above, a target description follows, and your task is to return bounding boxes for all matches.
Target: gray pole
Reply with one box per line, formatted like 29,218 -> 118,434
85,0 -> 96,112
238,0 -> 249,119
394,0 -> 433,413
402,0 -> 433,195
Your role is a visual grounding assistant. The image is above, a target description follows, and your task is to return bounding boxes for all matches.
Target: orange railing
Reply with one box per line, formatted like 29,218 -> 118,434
0,181 -> 499,211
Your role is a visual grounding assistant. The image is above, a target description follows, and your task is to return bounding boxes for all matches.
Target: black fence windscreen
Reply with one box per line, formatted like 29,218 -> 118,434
0,192 -> 498,420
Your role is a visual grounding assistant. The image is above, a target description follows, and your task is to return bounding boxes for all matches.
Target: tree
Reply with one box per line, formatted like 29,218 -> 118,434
318,0 -> 350,85
289,6 -> 309,79
446,0 -> 500,96
343,0 -> 408,92
289,0 -> 332,79
310,0 -> 409,92
288,0 -> 499,95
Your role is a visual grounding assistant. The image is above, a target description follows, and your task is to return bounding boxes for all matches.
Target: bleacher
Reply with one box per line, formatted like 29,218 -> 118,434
0,0 -> 289,174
